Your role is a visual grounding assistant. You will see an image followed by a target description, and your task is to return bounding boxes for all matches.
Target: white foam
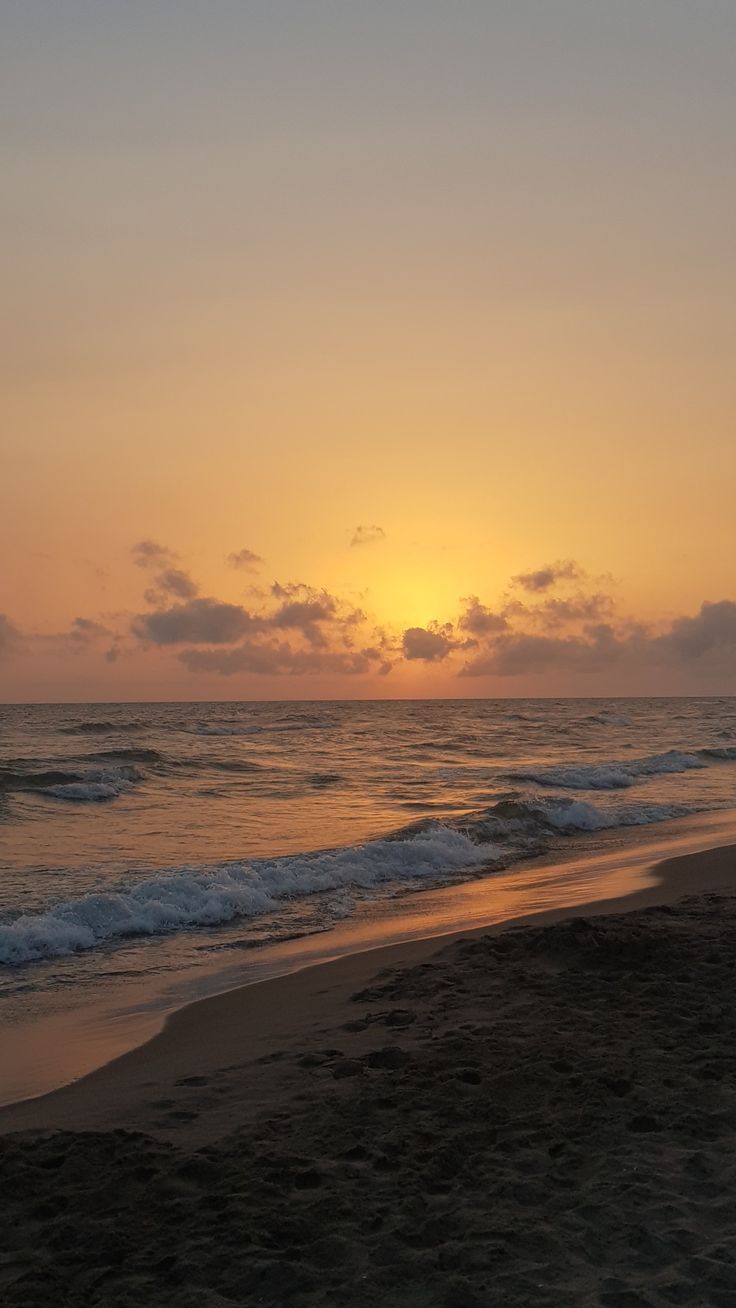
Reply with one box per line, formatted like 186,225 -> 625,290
0,826 -> 499,965
535,797 -> 694,832
509,751 -> 707,790
42,782 -> 130,802
37,766 -> 139,802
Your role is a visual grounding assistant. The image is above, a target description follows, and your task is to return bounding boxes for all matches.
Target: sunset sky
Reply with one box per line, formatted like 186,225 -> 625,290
3,1 -> 735,701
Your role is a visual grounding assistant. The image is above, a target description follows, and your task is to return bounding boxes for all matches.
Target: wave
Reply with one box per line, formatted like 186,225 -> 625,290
85,748 -> 163,764
191,718 -> 334,737
191,724 -> 262,737
0,787 -> 710,966
0,764 -> 140,802
60,721 -> 143,736
507,750 -> 709,790
0,826 -> 502,965
455,794 -> 700,842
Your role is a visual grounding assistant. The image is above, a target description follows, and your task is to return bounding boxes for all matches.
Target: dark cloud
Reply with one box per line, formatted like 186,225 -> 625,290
532,593 -> 614,626
350,524 -> 386,548
460,624 -> 621,677
272,597 -> 336,629
458,597 -> 508,637
179,642 -> 382,677
131,540 -> 175,569
155,568 -> 198,600
271,596 -> 337,647
402,624 -> 457,662
132,598 -> 260,646
660,601 -> 736,660
227,548 -> 264,571
512,560 -> 583,593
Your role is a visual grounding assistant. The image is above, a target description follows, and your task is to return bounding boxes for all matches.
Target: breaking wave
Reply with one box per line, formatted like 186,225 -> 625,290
0,792 -> 707,965
507,750 -> 713,790
0,764 -> 140,802
454,794 -> 700,842
0,826 -> 500,964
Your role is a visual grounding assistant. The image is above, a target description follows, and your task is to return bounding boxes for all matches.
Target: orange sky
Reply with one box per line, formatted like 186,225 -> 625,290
2,3 -> 735,701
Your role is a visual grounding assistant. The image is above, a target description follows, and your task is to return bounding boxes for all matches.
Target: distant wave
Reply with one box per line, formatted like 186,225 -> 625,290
191,724 -> 263,737
582,712 -> 632,727
454,794 -> 700,842
506,749 -> 715,790
0,764 -> 140,802
85,748 -> 163,764
60,721 -> 144,736
190,719 -> 333,737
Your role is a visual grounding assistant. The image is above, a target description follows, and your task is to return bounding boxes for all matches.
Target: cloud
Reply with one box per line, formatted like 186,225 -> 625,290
402,624 -> 457,662
131,540 -> 175,569
154,568 -> 198,600
511,560 -> 583,593
271,595 -> 337,647
116,542 -> 736,686
227,547 -> 264,572
272,597 -> 336,629
350,524 -> 386,548
132,598 -> 260,646
530,593 -> 615,626
68,617 -> 111,645
458,597 -> 508,637
660,600 -> 736,660
179,642 -> 384,677
0,614 -> 21,656
460,624 -> 620,677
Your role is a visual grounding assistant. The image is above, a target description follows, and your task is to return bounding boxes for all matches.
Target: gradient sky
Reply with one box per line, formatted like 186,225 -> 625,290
2,2 -> 735,701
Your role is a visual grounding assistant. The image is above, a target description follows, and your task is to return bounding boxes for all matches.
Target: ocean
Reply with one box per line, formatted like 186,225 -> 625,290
2,697 -> 736,1101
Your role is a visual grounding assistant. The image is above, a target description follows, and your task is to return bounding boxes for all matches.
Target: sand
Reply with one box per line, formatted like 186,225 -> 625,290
2,843 -> 736,1305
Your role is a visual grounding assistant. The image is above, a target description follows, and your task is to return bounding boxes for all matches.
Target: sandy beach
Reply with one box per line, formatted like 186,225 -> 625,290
3,841 -> 736,1305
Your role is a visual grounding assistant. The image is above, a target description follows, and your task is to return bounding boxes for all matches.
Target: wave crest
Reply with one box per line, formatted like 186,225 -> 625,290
0,826 -> 500,965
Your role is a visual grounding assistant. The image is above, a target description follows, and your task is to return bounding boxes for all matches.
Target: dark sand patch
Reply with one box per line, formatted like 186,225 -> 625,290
3,892 -> 736,1305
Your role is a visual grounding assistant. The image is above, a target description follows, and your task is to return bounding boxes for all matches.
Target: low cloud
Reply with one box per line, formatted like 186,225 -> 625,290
45,542 -> 736,689
512,560 -> 582,593
660,600 -> 736,660
132,598 -> 260,646
350,524 -> 386,548
0,614 -> 21,656
179,642 -> 385,677
68,617 -> 111,645
403,624 -> 457,662
458,597 -> 508,637
461,624 -> 620,677
531,593 -> 614,627
227,548 -> 264,572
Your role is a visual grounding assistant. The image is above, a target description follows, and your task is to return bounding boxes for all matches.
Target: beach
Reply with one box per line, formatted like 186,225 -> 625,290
3,841 -> 736,1305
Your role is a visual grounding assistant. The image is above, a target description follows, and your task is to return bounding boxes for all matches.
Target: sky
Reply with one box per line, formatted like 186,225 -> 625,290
2,1 -> 735,701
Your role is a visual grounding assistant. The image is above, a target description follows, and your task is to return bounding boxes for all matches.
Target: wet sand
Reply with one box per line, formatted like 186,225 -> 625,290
2,843 -> 736,1305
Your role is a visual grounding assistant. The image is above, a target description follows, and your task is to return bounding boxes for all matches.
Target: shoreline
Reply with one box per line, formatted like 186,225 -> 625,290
2,833 -> 736,1140
4,843 -> 736,1304
4,806 -> 736,1111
